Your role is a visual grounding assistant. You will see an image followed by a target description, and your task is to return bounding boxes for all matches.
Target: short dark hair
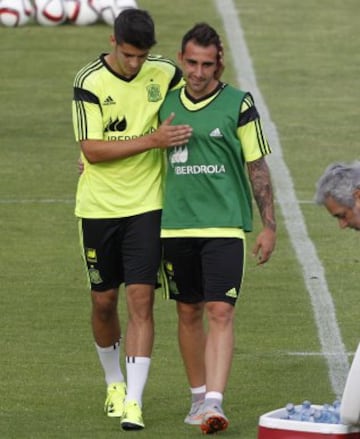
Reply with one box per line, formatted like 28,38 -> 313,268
181,23 -> 221,54
114,9 -> 156,49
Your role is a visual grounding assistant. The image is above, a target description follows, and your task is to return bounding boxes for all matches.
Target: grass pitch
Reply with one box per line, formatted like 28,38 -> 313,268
1,0 -> 360,437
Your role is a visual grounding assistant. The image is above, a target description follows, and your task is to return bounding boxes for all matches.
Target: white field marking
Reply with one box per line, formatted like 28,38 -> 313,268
288,352 -> 355,357
233,351 -> 355,358
214,0 -> 349,396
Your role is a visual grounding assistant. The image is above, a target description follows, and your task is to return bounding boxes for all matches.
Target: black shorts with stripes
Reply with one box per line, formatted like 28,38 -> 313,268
80,210 -> 161,291
162,237 -> 245,305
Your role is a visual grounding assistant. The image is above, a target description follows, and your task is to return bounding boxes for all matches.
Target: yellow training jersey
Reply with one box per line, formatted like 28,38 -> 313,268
72,53 -> 183,219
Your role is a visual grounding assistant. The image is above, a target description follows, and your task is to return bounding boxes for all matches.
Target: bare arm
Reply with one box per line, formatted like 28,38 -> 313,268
247,157 -> 276,264
81,113 -> 192,163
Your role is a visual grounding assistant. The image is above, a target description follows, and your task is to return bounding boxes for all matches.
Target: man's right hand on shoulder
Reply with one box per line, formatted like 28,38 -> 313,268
155,113 -> 192,148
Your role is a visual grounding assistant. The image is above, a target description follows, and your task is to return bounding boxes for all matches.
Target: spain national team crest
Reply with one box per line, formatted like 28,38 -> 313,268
146,84 -> 162,102
89,268 -> 103,285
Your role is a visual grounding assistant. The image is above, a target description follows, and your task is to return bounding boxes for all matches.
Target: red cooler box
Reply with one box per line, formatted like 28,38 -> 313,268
257,405 -> 360,439
258,342 -> 360,438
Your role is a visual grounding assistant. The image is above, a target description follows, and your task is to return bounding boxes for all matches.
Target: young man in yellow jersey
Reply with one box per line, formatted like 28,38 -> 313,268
72,8 -> 192,431
159,23 -> 276,434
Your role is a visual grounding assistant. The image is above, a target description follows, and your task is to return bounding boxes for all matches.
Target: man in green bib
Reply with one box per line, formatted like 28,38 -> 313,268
159,23 -> 277,434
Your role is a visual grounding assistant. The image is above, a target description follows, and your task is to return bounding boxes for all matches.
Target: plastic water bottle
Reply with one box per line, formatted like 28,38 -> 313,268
326,402 -> 340,424
314,408 -> 325,423
313,403 -> 340,424
283,403 -> 295,419
332,399 -> 341,423
300,400 -> 315,422
282,400 -> 341,424
283,403 -> 301,420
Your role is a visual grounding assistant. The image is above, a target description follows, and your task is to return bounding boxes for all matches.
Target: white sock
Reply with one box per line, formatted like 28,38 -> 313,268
205,391 -> 223,406
125,356 -> 151,407
95,341 -> 124,386
191,385 -> 206,403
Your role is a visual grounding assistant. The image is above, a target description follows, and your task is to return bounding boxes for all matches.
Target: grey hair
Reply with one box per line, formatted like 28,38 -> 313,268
315,161 -> 360,207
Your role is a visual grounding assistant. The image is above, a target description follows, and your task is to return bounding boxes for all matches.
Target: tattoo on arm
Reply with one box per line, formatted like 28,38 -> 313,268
247,158 -> 276,231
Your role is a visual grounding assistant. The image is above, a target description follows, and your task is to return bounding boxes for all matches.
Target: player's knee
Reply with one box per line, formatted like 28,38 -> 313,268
206,301 -> 234,326
92,289 -> 118,320
177,301 -> 204,326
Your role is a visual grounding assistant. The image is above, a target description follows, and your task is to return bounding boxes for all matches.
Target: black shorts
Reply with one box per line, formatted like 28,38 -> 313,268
79,210 -> 161,291
162,237 -> 245,305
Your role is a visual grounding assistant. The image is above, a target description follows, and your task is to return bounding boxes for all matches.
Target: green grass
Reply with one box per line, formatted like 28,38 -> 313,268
1,0 -> 360,437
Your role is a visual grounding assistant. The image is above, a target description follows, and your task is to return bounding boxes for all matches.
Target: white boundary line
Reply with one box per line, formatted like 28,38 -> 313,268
288,352 -> 355,357
233,351 -> 355,358
214,0 -> 349,396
